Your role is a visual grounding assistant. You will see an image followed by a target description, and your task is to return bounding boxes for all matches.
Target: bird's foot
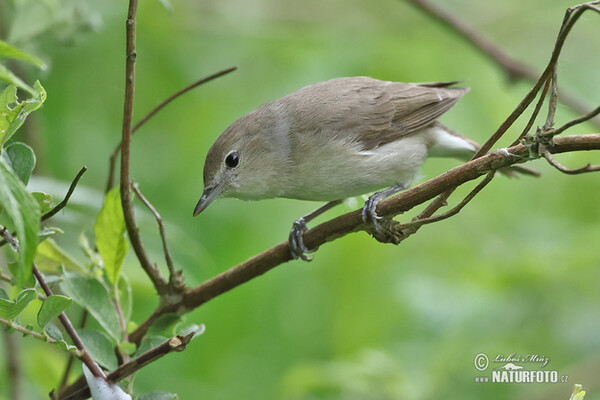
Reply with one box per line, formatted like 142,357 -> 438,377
361,191 -> 386,233
361,185 -> 408,244
289,217 -> 315,261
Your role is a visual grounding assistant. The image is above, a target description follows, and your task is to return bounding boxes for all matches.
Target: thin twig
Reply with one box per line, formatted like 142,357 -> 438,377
0,225 -> 19,251
542,150 -> 600,174
132,183 -> 177,279
31,262 -> 106,380
105,66 -> 238,192
119,0 -> 169,296
396,172 -> 496,231
544,67 -> 559,131
124,134 -> 600,345
3,330 -> 23,400
511,78 -> 551,146
58,333 -> 194,400
406,0 -> 600,128
42,167 -> 88,221
112,288 -> 129,365
58,310 -> 89,391
551,105 -> 600,137
0,318 -> 51,341
0,272 -> 11,282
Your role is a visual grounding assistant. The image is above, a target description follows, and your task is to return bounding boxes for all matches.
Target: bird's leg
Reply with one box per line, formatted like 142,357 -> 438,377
362,184 -> 408,234
289,200 -> 343,261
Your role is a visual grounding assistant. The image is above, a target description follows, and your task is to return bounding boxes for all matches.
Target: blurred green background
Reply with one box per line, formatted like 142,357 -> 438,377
1,0 -> 600,399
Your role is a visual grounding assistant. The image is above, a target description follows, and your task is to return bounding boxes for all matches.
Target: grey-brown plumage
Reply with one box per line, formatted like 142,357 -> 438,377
197,77 -> 476,207
193,76 -> 535,259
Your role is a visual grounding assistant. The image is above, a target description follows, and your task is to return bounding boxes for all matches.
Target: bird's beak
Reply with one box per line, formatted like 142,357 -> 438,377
193,186 -> 220,217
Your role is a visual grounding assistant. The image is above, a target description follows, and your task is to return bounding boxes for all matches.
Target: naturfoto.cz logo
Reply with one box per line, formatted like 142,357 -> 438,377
473,352 -> 568,383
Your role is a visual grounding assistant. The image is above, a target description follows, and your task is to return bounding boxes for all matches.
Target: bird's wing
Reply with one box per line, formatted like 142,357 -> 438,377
287,78 -> 468,151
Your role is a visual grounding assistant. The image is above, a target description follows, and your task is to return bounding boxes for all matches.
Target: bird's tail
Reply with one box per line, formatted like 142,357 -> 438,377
426,122 -> 540,177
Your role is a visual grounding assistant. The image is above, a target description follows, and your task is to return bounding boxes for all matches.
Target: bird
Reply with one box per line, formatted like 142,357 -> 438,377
193,76 -> 537,260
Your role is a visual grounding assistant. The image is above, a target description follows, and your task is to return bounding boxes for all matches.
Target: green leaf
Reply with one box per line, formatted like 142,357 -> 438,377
37,295 -> 72,329
2,142 -> 36,184
60,272 -> 121,342
147,313 -> 183,337
94,186 -> 129,285
0,158 -> 41,289
79,329 -> 118,370
0,288 -> 36,320
38,226 -> 63,243
35,238 -> 83,273
138,392 -> 178,400
135,335 -> 167,358
118,275 -> 132,321
32,192 -> 53,214
0,288 -> 8,300
45,321 -> 64,341
45,321 -> 77,352
0,82 -> 47,148
0,39 -> 46,69
118,341 -> 136,356
0,64 -> 33,94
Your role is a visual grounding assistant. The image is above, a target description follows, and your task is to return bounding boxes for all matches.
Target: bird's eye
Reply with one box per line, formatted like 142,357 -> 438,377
225,151 -> 239,168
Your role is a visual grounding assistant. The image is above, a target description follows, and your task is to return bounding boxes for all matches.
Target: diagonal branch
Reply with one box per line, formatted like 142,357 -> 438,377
31,262 -> 106,380
126,134 -> 600,344
42,166 -> 87,222
132,183 -> 183,291
57,333 -> 195,400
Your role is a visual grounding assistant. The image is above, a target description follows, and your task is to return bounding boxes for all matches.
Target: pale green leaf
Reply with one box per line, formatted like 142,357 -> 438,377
60,272 -> 121,342
0,39 -> 46,69
94,186 -> 128,285
0,158 -> 41,288
79,329 -> 118,370
37,295 -> 72,329
135,335 -> 167,358
0,64 -> 33,94
0,82 -> 47,147
118,275 -> 132,321
32,192 -> 53,214
34,238 -> 83,273
2,142 -> 36,184
0,288 -> 36,320
147,313 -> 183,337
38,226 -> 63,243
138,392 -> 178,400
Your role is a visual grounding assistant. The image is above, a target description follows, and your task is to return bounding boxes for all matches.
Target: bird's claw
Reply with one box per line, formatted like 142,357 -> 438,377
289,218 -> 314,261
362,192 -> 386,234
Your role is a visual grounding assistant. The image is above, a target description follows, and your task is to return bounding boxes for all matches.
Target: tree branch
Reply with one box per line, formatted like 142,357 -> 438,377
405,0 -> 600,128
57,333 -> 194,400
41,167 -> 87,222
31,263 -> 106,380
126,134 -> 600,344
119,0 -> 169,296
132,183 -> 183,291
105,66 -> 238,192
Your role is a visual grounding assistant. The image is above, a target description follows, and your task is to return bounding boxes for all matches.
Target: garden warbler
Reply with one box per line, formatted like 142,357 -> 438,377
193,77 -> 536,260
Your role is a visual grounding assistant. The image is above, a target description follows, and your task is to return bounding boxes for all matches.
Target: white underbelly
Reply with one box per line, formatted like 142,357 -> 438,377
282,135 -> 429,201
